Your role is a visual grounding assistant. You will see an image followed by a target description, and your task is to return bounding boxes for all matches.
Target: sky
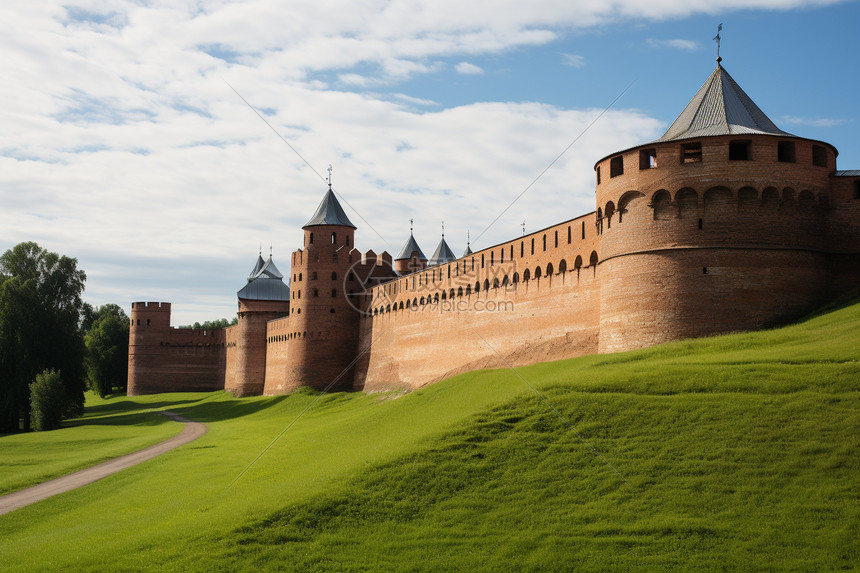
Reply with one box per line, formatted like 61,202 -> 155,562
1,0 -> 858,326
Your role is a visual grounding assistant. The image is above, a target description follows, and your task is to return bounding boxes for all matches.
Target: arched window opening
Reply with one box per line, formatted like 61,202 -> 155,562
313,288 -> 319,297
484,279 -> 490,291
406,299 -> 411,308
492,278 -> 499,289
475,281 -> 481,293
535,266 -> 542,279
441,291 -> 447,300
433,293 -> 439,303
546,262 -> 554,276
309,232 -> 314,244
450,288 -> 455,299
513,272 -> 519,284
523,268 -> 531,281
331,271 -> 337,280
331,232 -> 337,244
331,289 -> 337,298
502,275 -> 509,286
458,286 -> 464,297
420,296 -> 425,305
559,259 -> 567,274
589,251 -> 599,267
574,255 -> 583,270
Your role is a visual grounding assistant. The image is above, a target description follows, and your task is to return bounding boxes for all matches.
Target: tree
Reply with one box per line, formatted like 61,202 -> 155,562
84,304 -> 130,397
0,242 -> 87,432
30,369 -> 65,431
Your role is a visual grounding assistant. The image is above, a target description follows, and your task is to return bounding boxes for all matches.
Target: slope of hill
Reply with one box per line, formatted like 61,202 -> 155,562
0,301 -> 858,571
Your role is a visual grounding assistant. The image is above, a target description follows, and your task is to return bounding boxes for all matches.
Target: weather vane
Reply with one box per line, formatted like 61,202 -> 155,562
326,164 -> 333,187
713,23 -> 723,62
521,221 -> 526,236
441,221 -> 445,238
410,218 -> 414,233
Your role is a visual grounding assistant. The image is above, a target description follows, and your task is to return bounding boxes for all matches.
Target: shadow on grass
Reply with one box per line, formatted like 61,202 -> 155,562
169,395 -> 292,424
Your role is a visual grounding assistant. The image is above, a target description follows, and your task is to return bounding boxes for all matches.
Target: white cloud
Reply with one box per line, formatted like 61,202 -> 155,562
647,38 -> 700,51
780,116 -> 850,128
562,54 -> 586,67
455,62 -> 484,75
0,0 -> 845,324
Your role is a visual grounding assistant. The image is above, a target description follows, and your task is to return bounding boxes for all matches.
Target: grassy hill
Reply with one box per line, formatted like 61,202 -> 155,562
0,301 -> 858,571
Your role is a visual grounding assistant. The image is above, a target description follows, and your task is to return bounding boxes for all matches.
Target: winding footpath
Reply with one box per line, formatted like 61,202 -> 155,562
0,411 -> 206,516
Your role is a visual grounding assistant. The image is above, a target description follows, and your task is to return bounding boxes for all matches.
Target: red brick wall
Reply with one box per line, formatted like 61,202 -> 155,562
224,299 -> 289,396
127,302 -> 226,395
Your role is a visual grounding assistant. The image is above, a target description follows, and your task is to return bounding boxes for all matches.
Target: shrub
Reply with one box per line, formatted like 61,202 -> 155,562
30,369 -> 66,431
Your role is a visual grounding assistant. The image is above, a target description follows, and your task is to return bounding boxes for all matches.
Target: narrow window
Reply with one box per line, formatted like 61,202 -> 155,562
481,254 -> 485,269
778,141 -> 796,163
703,267 -> 708,274
331,232 -> 337,244
854,180 -> 860,199
554,230 -> 558,248
520,241 -> 524,258
299,273 -> 302,281
531,238 -> 534,255
309,232 -> 314,244
146,319 -> 151,326
567,226 -> 571,244
681,142 -> 702,163
312,271 -> 318,280
331,271 -> 337,280
812,145 -> 828,167
698,218 -> 703,230
490,252 -> 494,265
581,221 -> 585,239
639,149 -> 657,169
542,234 -> 547,251
331,289 -> 337,298
313,288 -> 319,297
729,140 -> 751,161
596,166 -> 601,185
346,235 -> 351,246
610,155 -> 624,177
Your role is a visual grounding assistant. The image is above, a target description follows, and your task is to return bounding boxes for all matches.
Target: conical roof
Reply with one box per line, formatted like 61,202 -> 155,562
428,237 -> 457,266
463,244 -> 473,257
657,63 -> 793,142
303,187 -> 356,229
396,233 -> 427,261
238,255 -> 290,301
248,254 -> 265,281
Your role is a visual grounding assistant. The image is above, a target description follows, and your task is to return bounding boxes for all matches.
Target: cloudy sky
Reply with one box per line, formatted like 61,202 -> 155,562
1,0 -> 857,326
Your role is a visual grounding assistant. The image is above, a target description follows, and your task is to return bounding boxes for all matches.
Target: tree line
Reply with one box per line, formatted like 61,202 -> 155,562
177,317 -> 237,329
0,242 -> 129,433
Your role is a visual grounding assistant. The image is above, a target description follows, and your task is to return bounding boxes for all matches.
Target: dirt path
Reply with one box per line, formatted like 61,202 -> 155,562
0,411 -> 206,516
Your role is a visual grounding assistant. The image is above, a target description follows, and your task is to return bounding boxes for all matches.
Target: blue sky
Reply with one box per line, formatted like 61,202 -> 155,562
1,1 -> 857,325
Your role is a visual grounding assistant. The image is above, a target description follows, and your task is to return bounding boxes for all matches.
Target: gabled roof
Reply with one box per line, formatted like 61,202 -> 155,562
657,63 -> 793,142
303,187 -> 356,229
428,237 -> 457,266
396,233 -> 427,261
238,255 -> 290,301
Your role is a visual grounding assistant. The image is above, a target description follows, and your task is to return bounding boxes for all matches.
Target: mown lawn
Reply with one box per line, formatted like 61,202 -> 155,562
0,301 -> 858,571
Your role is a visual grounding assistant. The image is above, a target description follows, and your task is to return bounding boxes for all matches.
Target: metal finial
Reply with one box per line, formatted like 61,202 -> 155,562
466,229 -> 470,248
259,243 -> 262,255
441,221 -> 445,239
713,23 -> 723,63
410,218 -> 414,233
269,244 -> 273,257
521,221 -> 526,236
327,164 -> 333,188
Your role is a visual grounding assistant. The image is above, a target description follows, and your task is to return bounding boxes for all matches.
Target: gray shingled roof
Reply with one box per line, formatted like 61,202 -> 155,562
238,255 -> 290,301
303,187 -> 356,229
834,170 -> 860,177
248,254 -> 265,281
428,237 -> 457,266
463,244 -> 473,257
657,64 -> 793,142
396,233 -> 427,261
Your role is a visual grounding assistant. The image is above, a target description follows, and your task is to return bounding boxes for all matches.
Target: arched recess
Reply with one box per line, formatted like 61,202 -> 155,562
465,285 -> 472,295
385,304 -> 390,313
412,297 -> 418,307
399,301 -> 404,310
676,187 -> 698,219
475,281 -> 481,293
405,299 -> 411,309
738,187 -> 758,213
534,266 -> 542,279
558,259 -> 567,273
523,268 -> 531,281
420,296 -> 425,305
604,201 -> 616,228
449,288 -> 455,299
502,275 -> 509,287
512,272 -> 519,284
762,187 -> 780,209
782,187 -> 796,205
703,186 -> 733,219
492,278 -> 499,289
596,207 -> 603,234
546,262 -> 554,276
798,189 -> 815,209
433,293 -> 439,303
457,286 -> 463,297
589,251 -> 599,267
483,279 -> 490,291
441,290 -> 447,300
618,191 -> 645,223
574,255 -> 583,270
652,189 -> 673,220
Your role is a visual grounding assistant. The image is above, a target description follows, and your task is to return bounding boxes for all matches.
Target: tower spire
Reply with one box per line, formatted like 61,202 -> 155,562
713,23 -> 723,64
326,164 -> 333,188
441,221 -> 445,239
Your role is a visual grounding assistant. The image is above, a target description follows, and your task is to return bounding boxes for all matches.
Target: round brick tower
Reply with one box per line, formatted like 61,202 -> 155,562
265,185 -> 360,393
595,62 -> 835,353
127,301 -> 172,395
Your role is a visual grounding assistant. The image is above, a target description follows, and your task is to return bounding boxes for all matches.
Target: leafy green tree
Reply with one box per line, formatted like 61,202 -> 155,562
0,242 -> 87,432
84,304 -> 130,397
29,369 -> 65,431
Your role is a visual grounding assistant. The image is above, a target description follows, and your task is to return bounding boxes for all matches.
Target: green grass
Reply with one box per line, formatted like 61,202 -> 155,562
0,301 -> 858,571
0,394 -> 186,495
